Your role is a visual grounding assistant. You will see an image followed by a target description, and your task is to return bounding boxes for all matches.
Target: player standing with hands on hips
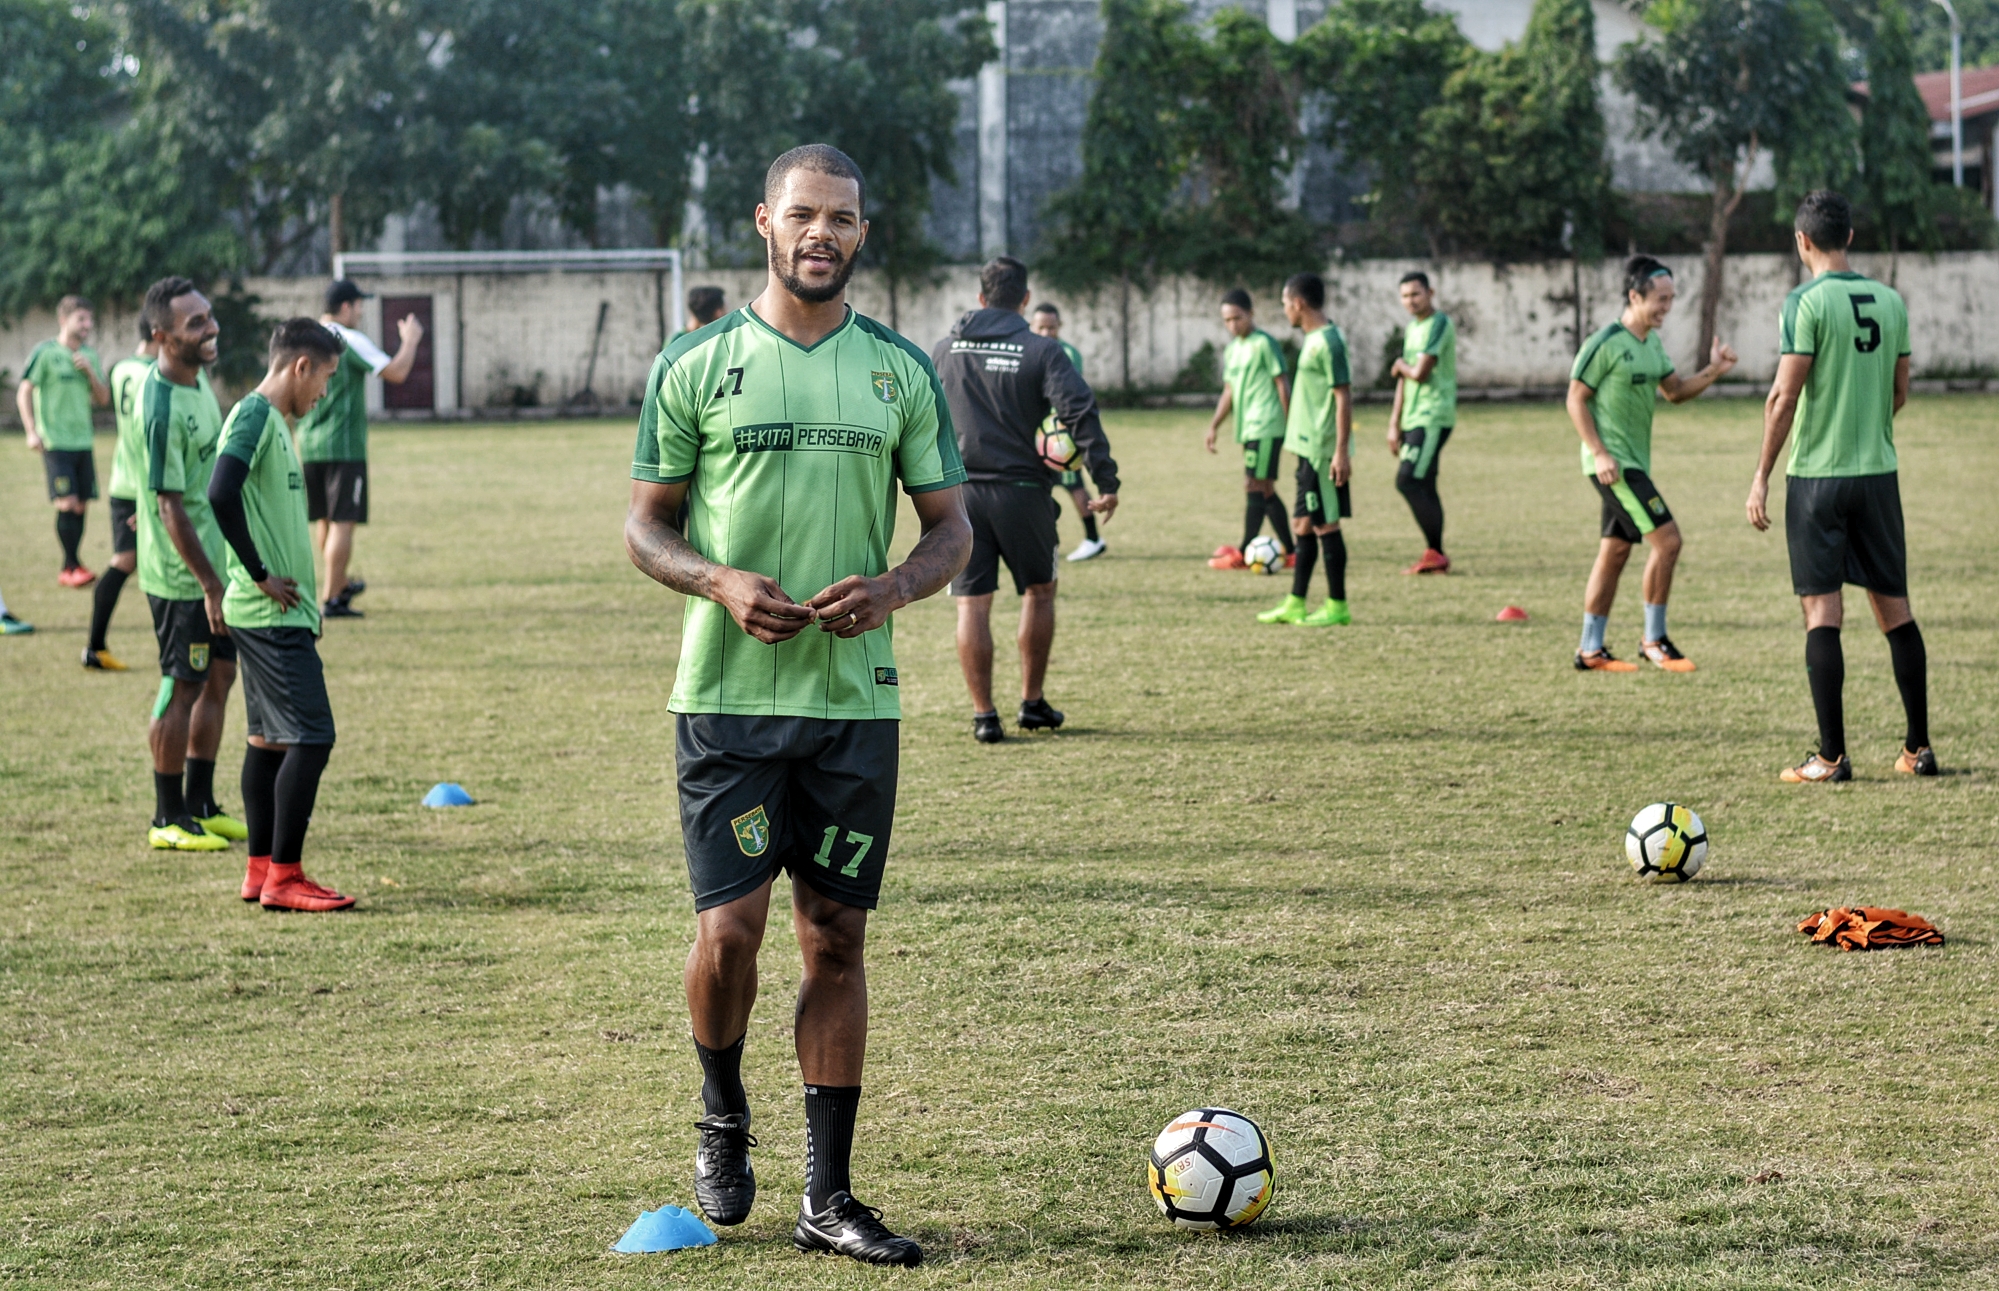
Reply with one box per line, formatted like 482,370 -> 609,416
1747,190 -> 1937,782
625,144 -> 970,1266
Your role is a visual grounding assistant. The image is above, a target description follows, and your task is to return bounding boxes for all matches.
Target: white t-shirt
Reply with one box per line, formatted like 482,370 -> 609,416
328,320 -> 392,375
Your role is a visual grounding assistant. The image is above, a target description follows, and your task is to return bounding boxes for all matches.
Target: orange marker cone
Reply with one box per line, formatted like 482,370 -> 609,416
1495,606 -> 1529,622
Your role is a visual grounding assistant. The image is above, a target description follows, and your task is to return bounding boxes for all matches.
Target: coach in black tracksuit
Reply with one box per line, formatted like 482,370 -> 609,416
933,256 -> 1119,745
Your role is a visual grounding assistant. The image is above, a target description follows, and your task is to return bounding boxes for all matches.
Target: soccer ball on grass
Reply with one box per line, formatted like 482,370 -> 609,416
1243,535 -> 1284,573
1147,1107 -> 1274,1230
1625,802 -> 1707,882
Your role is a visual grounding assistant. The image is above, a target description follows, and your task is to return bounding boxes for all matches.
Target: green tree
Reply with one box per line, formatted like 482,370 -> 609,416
1413,0 -> 1609,260
1861,0 -> 1940,254
1041,0 -> 1194,389
1617,0 -> 1857,359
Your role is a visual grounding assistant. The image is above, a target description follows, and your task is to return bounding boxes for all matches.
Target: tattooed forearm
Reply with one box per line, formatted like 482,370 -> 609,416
625,482 -> 719,598
892,486 -> 971,607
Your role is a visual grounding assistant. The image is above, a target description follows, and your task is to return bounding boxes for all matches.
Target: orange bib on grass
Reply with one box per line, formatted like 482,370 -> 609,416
1797,907 -> 1944,951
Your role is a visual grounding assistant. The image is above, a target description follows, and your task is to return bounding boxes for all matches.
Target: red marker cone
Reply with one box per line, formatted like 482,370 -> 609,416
1495,605 -> 1529,622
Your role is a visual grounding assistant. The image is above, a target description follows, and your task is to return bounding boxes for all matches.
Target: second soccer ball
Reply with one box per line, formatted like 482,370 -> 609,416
1625,802 -> 1707,882
1243,535 -> 1284,572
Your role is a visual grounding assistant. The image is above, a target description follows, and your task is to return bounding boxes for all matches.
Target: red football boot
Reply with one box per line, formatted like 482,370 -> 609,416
259,863 -> 356,912
240,855 -> 271,902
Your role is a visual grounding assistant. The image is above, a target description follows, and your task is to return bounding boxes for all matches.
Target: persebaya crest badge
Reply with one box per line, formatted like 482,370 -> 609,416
871,371 -> 898,404
731,805 -> 772,857
189,642 -> 210,671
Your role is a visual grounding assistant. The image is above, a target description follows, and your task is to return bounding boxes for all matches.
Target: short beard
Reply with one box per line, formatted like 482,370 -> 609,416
771,237 -> 857,305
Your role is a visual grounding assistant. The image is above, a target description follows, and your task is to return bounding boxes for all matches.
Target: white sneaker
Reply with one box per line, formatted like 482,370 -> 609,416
1066,538 -> 1107,562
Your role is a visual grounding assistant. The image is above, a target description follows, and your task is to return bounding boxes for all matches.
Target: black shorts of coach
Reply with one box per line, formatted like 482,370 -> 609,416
1293,459 -> 1352,526
1786,472 -> 1908,598
148,595 -> 237,682
108,496 -> 139,554
232,626 -> 337,745
952,480 -> 1058,597
304,460 -> 368,524
675,715 -> 898,913
1593,468 -> 1673,544
44,449 -> 98,502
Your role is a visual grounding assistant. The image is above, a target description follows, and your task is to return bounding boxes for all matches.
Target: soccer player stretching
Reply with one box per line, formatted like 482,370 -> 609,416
17,296 -> 109,587
1258,273 -> 1354,625
1748,190 -> 1936,781
1206,289 -> 1292,569
209,320 -> 356,910
1568,255 -> 1737,673
136,278 -> 246,851
87,318 -> 162,671
1388,272 -> 1455,574
1029,302 -> 1107,562
625,144 -> 970,1265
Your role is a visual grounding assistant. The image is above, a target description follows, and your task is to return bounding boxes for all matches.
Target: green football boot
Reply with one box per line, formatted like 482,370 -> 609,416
149,821 -> 229,852
1301,599 -> 1351,626
1257,594 -> 1309,624
195,810 -> 249,842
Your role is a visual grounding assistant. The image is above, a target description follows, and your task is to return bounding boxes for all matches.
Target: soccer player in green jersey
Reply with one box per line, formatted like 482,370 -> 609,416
1747,190 -> 1935,782
17,295 -> 110,587
625,144 -> 971,1266
1206,289 -> 1292,569
136,277 -> 246,852
1568,256 -> 1737,673
1258,273 -> 1355,626
1030,302 -> 1106,561
297,279 -> 424,619
209,319 -> 356,912
1388,272 -> 1456,574
86,318 -> 161,671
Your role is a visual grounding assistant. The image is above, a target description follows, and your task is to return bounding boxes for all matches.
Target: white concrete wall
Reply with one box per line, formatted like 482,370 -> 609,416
7,252 -> 1997,414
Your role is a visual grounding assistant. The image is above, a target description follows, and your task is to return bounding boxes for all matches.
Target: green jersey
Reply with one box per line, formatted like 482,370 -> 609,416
632,306 -> 966,719
219,393 -> 320,632
137,368 -> 226,602
1780,271 -> 1909,478
295,321 -> 389,463
107,355 -> 157,500
1399,311 -> 1456,429
1571,323 -> 1674,476
22,340 -> 103,451
1285,324 -> 1352,464
1223,329 -> 1288,442
1040,340 -> 1085,438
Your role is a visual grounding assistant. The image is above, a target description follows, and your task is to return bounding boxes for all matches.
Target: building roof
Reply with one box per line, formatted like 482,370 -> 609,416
1913,66 -> 1999,122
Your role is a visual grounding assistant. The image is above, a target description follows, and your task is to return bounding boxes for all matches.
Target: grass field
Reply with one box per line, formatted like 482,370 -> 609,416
2,393 -> 1996,1289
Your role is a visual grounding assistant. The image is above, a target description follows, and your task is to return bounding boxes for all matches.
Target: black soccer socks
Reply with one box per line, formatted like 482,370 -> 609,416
1805,626 -> 1845,761
240,743 -> 287,858
272,744 -> 333,867
1240,496 -> 1265,553
1262,494 -> 1293,552
1290,529 -> 1318,597
55,511 -> 85,570
184,757 -> 218,821
88,564 -> 128,651
153,770 -> 186,827
696,1034 -> 749,1118
1081,512 -> 1099,542
1397,469 -> 1445,552
1320,528 -> 1348,601
803,1083 -> 861,1214
1886,621 -> 1929,752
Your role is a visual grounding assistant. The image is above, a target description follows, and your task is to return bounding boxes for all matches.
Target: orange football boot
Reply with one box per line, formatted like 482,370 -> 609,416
240,855 -> 270,902
1574,649 -> 1639,673
1402,548 -> 1449,575
1893,746 -> 1939,776
259,863 -> 356,912
1208,545 -> 1247,570
1780,752 -> 1852,783
1641,638 -> 1696,672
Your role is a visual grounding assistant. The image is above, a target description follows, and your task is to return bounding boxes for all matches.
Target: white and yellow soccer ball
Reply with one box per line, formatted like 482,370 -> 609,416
1147,1107 -> 1274,1230
1243,535 -> 1284,573
1625,802 -> 1707,882
1036,427 -> 1081,471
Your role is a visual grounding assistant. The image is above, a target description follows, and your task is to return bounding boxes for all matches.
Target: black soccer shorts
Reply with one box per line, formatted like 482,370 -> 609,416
1293,458 -> 1352,526
1242,436 -> 1284,482
675,714 -> 899,913
108,496 -> 138,554
304,460 -> 369,524
44,449 -> 98,502
232,625 -> 337,745
1786,472 -> 1908,598
952,480 -> 1059,597
148,595 -> 236,683
1594,467 -> 1673,543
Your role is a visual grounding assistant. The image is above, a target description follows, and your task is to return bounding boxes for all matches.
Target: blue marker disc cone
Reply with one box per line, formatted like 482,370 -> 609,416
422,782 -> 476,808
613,1204 -> 718,1253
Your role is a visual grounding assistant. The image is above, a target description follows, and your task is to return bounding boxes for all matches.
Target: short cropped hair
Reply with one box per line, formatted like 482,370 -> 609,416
1623,255 -> 1671,301
1031,301 -> 1060,318
1399,271 -> 1431,291
980,256 -> 1030,311
1795,190 -> 1852,250
138,314 -> 154,343
1220,288 -> 1253,311
142,276 -> 200,340
269,317 -> 344,366
1282,272 -> 1324,311
57,295 -> 93,320
764,143 -> 866,212
686,285 -> 725,323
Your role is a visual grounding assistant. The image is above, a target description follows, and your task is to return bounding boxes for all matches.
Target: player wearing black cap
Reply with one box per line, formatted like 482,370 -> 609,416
296,279 -> 423,618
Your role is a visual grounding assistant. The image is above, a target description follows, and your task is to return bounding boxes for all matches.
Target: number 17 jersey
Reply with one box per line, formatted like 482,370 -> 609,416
1779,271 -> 1909,478
632,305 -> 966,720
